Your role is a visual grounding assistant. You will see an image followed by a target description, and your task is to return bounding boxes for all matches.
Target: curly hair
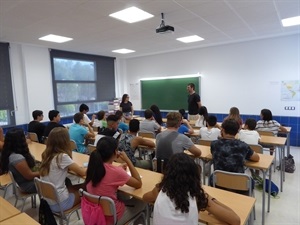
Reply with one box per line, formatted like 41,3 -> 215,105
158,153 -> 208,213
0,128 -> 35,173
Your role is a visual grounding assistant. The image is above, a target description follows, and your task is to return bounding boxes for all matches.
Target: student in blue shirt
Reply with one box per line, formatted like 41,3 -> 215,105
178,109 -> 194,135
115,110 -> 129,133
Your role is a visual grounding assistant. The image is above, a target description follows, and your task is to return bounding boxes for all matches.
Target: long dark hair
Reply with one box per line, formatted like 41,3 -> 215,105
121,94 -> 129,103
158,153 -> 208,213
150,105 -> 163,125
1,128 -> 35,173
199,106 -> 209,126
85,136 -> 118,187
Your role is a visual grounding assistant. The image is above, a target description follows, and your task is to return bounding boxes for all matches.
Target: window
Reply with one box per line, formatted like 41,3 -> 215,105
50,50 -> 115,117
0,43 -> 15,127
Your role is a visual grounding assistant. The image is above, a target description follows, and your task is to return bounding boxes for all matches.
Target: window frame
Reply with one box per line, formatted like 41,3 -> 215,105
50,49 -> 116,117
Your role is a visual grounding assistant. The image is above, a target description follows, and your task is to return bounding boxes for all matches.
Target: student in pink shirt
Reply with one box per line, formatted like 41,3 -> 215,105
85,136 -> 146,225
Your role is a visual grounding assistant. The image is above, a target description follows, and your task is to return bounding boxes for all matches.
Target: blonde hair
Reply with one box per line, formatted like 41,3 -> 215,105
40,127 -> 71,176
166,112 -> 182,128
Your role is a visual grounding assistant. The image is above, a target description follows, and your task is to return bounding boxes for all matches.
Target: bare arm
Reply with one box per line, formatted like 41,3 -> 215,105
279,125 -> 287,133
249,152 -> 260,162
182,119 -> 194,134
85,124 -> 95,138
14,160 -> 39,180
68,163 -> 87,177
197,101 -> 202,108
131,106 -> 134,116
89,114 -> 96,126
205,196 -> 240,225
143,185 -> 160,203
118,151 -> 142,189
132,136 -> 155,149
188,145 -> 202,157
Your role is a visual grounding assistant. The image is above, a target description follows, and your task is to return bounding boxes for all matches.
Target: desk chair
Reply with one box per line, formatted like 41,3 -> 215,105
212,170 -> 255,224
8,171 -> 36,212
0,173 -> 12,198
34,177 -> 80,225
156,158 -> 169,173
198,139 -> 212,146
258,131 -> 277,171
79,188 -> 146,225
137,132 -> 155,159
198,139 -> 213,176
27,132 -> 39,142
42,136 -> 48,145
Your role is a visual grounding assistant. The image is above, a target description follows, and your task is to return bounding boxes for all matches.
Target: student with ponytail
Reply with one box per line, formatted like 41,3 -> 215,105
85,136 -> 146,225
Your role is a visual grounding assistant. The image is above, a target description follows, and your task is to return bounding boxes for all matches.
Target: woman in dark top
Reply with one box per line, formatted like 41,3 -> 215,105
120,94 -> 133,120
1,128 -> 39,193
150,104 -> 163,125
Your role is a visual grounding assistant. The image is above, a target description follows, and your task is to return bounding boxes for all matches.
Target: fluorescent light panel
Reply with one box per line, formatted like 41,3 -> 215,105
39,34 -> 73,43
109,6 -> 154,23
177,35 -> 204,43
282,16 -> 300,27
112,48 -> 135,54
140,74 -> 201,81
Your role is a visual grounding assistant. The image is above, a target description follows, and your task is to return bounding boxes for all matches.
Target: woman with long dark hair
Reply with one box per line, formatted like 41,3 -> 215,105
85,136 -> 146,225
150,104 -> 163,125
143,153 -> 240,225
0,127 -> 39,193
120,94 -> 134,120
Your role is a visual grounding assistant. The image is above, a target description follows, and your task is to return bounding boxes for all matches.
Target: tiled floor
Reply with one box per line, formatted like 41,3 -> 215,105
1,146 -> 299,225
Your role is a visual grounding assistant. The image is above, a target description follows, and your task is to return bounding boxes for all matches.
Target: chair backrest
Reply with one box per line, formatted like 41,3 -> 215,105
138,132 -> 155,138
8,171 -> 21,195
156,158 -> 169,173
198,139 -> 212,146
34,177 -> 66,218
257,130 -> 274,136
79,188 -> 117,224
70,140 -> 77,151
212,170 -> 252,196
248,144 -> 263,154
43,136 -> 48,145
28,132 -> 39,142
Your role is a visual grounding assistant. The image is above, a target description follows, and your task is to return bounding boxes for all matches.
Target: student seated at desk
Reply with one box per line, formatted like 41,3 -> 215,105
238,118 -> 260,145
178,110 -> 194,135
223,107 -> 243,129
256,109 -> 287,155
27,110 -> 46,143
1,128 -> 39,193
195,106 -> 209,128
40,127 -> 86,213
118,119 -> 155,170
69,113 -> 95,154
98,115 -> 122,140
156,112 -> 201,170
79,103 -> 96,127
143,153 -> 240,225
115,110 -> 129,133
44,110 -> 65,137
139,109 -> 161,136
86,136 -> 146,225
93,110 -> 107,129
199,115 -> 221,141
210,119 -> 260,186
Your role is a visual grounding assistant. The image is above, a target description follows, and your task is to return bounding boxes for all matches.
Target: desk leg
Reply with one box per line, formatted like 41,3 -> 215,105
286,132 -> 290,156
268,166 -> 272,212
201,159 -> 206,185
261,170 -> 266,225
279,146 -> 285,192
146,204 -> 150,225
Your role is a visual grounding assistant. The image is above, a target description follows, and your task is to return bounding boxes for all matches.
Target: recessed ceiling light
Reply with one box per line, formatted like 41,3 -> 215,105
176,35 -> 204,43
109,6 -> 154,23
39,34 -> 73,43
282,16 -> 300,27
112,49 -> 135,54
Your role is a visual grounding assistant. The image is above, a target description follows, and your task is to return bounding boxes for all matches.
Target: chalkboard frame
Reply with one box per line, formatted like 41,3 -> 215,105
141,77 -> 201,110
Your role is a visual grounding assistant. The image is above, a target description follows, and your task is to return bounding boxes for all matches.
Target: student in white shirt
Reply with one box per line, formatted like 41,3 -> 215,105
143,153 -> 240,225
195,106 -> 208,128
238,118 -> 260,145
199,115 -> 221,141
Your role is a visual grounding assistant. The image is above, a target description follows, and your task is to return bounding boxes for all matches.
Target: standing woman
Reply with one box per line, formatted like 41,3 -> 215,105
0,128 -> 39,193
120,94 -> 134,120
150,104 -> 163,125
39,127 -> 86,212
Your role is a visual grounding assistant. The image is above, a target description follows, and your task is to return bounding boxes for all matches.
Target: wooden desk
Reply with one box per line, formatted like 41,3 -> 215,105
0,212 -> 39,225
201,186 -> 255,225
259,135 -> 286,192
0,196 -> 20,222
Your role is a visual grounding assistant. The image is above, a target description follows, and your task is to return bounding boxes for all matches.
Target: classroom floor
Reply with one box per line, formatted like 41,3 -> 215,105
1,146 -> 299,225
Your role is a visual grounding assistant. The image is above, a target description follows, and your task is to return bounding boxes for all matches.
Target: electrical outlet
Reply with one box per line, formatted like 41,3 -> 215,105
284,106 -> 296,110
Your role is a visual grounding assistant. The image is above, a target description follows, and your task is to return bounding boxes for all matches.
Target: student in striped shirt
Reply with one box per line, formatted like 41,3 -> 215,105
256,109 -> 287,135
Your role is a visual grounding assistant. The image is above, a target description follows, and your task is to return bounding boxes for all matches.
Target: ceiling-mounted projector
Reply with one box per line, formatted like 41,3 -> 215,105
156,13 -> 174,34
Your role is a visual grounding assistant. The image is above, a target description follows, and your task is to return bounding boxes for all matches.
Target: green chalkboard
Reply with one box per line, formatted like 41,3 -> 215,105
141,77 -> 200,110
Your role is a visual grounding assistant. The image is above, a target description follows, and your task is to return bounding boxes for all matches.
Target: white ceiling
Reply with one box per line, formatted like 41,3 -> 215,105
1,0 -> 299,59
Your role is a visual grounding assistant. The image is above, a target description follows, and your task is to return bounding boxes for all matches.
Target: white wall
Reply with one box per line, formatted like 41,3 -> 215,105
9,44 -> 54,124
7,34 -> 300,126
121,34 -> 300,116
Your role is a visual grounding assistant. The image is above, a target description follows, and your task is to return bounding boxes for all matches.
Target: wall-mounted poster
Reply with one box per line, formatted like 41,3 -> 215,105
281,80 -> 300,101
